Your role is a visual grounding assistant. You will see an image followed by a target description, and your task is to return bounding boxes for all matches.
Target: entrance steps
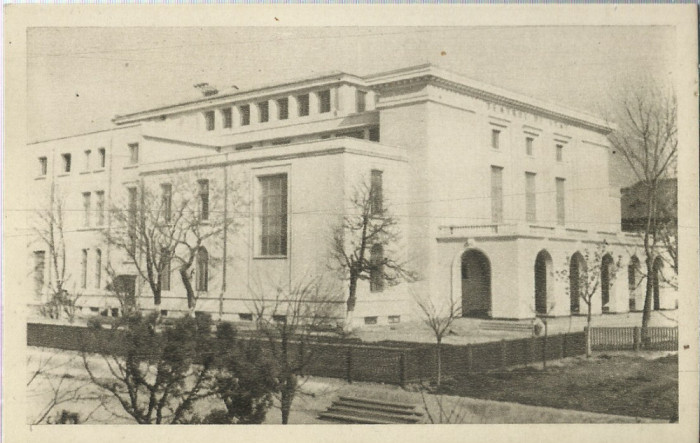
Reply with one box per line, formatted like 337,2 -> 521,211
318,396 -> 424,424
479,320 -> 534,333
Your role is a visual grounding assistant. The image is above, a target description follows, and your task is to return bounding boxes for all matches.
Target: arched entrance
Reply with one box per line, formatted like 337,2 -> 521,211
652,256 -> 664,310
534,250 -> 553,315
461,249 -> 491,318
628,256 -> 641,311
601,254 -> 614,312
569,252 -> 586,314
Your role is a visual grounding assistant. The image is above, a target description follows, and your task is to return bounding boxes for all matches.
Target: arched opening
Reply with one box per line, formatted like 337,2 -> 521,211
652,256 -> 664,310
628,256 -> 641,311
601,254 -> 614,312
569,252 -> 586,315
461,249 -> 491,318
534,250 -> 553,315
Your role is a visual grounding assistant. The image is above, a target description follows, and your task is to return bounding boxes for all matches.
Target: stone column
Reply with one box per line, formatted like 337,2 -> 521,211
288,95 -> 299,119
268,99 -> 279,123
249,102 -> 260,126
309,91 -> 320,116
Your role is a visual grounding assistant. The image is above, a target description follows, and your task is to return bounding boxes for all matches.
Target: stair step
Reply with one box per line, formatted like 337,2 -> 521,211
480,322 -> 533,331
319,411 -> 420,425
337,396 -> 419,410
327,405 -> 423,423
333,399 -> 423,416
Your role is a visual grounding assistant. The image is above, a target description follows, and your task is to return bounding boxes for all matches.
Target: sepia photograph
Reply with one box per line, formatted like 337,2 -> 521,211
3,5 -> 697,443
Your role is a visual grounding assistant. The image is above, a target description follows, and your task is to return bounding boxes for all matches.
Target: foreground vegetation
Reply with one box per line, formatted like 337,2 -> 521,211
440,353 -> 678,420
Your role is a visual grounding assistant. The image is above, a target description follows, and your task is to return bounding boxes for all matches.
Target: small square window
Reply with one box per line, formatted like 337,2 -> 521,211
491,129 -> 500,150
128,143 -> 139,165
272,314 -> 287,323
204,110 -> 215,131
38,157 -> 47,176
111,308 -> 119,317
61,153 -> 72,173
556,144 -> 564,162
239,313 -> 253,321
318,89 -> 331,113
277,98 -> 289,120
160,309 -> 169,317
364,316 -> 378,325
369,127 -> 380,142
222,108 -> 232,128
526,137 -> 534,156
98,148 -> 106,169
240,105 -> 250,126
388,315 -> 401,324
258,101 -> 269,123
297,94 -> 310,117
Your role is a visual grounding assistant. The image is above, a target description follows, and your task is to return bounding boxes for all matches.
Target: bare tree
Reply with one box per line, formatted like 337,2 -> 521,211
555,243 -> 622,357
532,301 -> 556,369
606,81 -> 677,337
103,171 -> 240,318
249,275 -> 344,424
331,177 -> 415,329
413,290 -> 460,387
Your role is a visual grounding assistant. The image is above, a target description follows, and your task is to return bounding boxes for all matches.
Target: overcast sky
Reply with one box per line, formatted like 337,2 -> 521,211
27,26 -> 676,187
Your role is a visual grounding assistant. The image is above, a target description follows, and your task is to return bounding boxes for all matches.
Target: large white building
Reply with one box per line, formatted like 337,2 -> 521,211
26,64 -> 676,327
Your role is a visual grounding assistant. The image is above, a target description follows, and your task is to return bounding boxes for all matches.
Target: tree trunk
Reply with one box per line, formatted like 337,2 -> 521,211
543,320 -> 548,368
585,303 -> 592,357
641,256 -> 655,347
436,338 -> 442,387
280,374 -> 297,425
345,275 -> 358,332
180,267 -> 196,314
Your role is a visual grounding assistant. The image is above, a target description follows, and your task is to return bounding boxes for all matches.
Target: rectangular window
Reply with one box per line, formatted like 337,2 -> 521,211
81,249 -> 88,289
96,191 -> 105,226
160,184 -> 172,222
98,148 -> 106,169
368,127 -> 380,142
38,157 -> 47,176
62,153 -> 71,173
297,94 -> 310,117
556,178 -> 566,226
127,187 -> 138,252
370,170 -> 383,215
161,248 -> 171,291
356,90 -> 367,113
128,143 -> 139,165
95,249 -> 102,289
491,166 -> 504,223
198,179 -> 209,221
84,150 -> 91,170
258,101 -> 269,123
277,98 -> 289,120
491,129 -> 500,150
240,105 -> 250,126
239,313 -> 253,321
204,110 -> 215,131
33,251 -> 46,295
556,144 -> 564,162
525,172 -> 536,222
388,315 -> 401,324
364,316 -> 378,325
526,137 -> 534,156
259,174 -> 288,256
222,108 -> 232,128
318,89 -> 331,113
82,192 -> 91,227
271,139 -> 292,146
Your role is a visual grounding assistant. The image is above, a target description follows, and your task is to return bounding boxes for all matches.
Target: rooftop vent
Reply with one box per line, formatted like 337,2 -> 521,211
194,82 -> 219,97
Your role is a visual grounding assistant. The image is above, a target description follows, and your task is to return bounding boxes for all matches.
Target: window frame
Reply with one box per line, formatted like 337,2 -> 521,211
556,177 -> 566,226
62,153 -> 72,173
556,144 -> 564,162
318,89 -> 331,114
525,172 -> 537,222
196,247 -> 209,292
356,90 -> 367,113
198,179 -> 210,221
82,192 -> 92,227
128,143 -> 139,165
257,173 -> 288,257
222,108 -> 233,129
258,101 -> 269,123
490,166 -> 504,223
525,137 -> 534,156
95,249 -> 102,289
38,157 -> 48,176
84,149 -> 92,171
161,183 -> 172,222
81,249 -> 88,289
491,129 -> 501,150
369,244 -> 384,293
297,94 -> 310,117
277,98 -> 289,120
370,169 -> 383,216
95,190 -> 105,226
204,110 -> 215,131
240,104 -> 251,126
98,148 -> 106,169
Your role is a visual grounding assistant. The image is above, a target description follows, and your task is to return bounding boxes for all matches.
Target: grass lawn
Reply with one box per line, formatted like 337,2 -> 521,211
439,352 -> 678,421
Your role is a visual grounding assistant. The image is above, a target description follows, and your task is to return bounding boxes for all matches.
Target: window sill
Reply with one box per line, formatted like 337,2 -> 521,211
80,170 -> 92,175
57,173 -> 71,177
123,164 -> 138,170
34,175 -> 47,180
94,168 -> 106,173
253,255 -> 288,260
76,226 -> 103,232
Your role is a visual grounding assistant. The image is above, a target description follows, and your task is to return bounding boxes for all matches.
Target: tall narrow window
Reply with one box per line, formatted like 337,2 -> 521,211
38,157 -> 47,176
128,143 -> 139,165
525,172 -> 536,222
556,144 -> 564,162
491,166 -> 504,223
259,174 -> 288,256
356,90 -> 367,113
222,108 -> 232,129
81,249 -> 88,289
161,183 -> 172,222
204,110 -> 215,131
198,180 -> 209,221
95,249 -> 102,289
297,94 -> 310,117
525,137 -> 534,156
161,248 -> 171,291
82,192 -> 91,227
491,129 -> 500,150
258,101 -> 269,123
240,105 -> 250,126
318,89 -> 331,113
98,148 -> 106,168
95,191 -> 105,226
277,98 -> 289,120
84,150 -> 92,170
370,170 -> 383,216
556,178 -> 566,226
196,247 -> 209,292
127,187 -> 138,252
368,127 -> 380,142
370,244 -> 384,293
33,251 -> 46,295
62,153 -> 72,173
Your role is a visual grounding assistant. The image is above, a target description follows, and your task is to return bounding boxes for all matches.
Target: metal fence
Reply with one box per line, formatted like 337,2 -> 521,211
590,326 -> 678,352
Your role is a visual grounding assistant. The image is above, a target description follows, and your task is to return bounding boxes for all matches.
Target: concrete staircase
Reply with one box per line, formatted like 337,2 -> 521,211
318,396 -> 425,424
479,320 -> 534,333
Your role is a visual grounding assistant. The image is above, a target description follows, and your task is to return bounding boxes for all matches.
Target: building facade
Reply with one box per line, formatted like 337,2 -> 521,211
27,64 -> 672,327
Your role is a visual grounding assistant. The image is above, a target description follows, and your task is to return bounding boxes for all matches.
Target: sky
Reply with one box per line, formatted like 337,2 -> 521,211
26,26 -> 676,187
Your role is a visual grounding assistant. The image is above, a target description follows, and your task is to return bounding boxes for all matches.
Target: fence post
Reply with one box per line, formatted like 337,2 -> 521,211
633,327 -> 641,351
346,347 -> 353,384
399,352 -> 407,388
466,344 -> 473,373
500,339 -> 507,369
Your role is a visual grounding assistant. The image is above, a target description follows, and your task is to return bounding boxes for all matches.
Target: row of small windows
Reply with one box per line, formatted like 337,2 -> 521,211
41,144 -> 138,176
490,166 -> 566,226
490,129 -> 565,161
